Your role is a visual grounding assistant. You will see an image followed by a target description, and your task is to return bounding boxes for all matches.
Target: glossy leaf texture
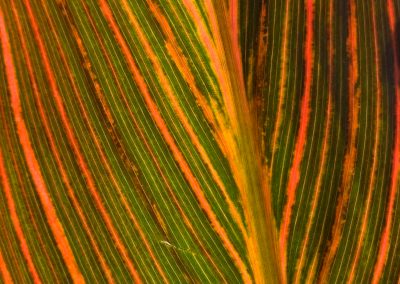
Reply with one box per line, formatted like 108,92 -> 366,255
0,0 -> 399,283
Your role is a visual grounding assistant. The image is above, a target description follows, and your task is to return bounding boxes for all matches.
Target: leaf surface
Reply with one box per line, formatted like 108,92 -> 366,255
0,0 -> 399,283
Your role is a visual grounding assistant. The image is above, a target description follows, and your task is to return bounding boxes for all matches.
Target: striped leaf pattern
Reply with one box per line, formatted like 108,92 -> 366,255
0,0 -> 399,283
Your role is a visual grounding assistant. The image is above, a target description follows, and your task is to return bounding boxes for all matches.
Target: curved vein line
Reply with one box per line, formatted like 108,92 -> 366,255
279,0 -> 314,280
79,1 -> 227,279
11,4 -> 115,282
19,1 -> 142,281
294,91 -> 332,284
63,14 -> 168,282
0,81 -> 61,281
294,2 -> 334,282
0,7 -> 85,283
318,1 -> 360,280
269,0 -> 291,168
0,144 -> 41,283
182,0 -> 239,133
347,1 -> 382,282
177,0 -> 247,204
121,0 -> 247,239
147,0 -> 225,163
372,0 -> 400,281
97,1 -> 251,281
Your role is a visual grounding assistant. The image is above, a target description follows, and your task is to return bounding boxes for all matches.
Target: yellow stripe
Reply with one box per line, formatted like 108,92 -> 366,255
121,0 -> 247,239
98,1 -> 251,281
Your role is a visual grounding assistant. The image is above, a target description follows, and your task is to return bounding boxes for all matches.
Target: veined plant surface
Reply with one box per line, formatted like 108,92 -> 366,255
0,0 -> 399,283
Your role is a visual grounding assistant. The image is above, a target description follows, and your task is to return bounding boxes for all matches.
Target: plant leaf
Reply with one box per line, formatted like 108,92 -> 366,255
0,0 -> 399,283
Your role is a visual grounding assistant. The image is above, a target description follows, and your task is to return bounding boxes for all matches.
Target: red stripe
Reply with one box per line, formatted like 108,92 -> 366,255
0,7 -> 85,283
19,1 -> 142,281
98,1 -> 251,281
372,1 -> 400,282
11,2 -> 115,281
347,2 -> 382,282
279,0 -> 314,280
0,147 -> 41,283
78,2 -> 226,278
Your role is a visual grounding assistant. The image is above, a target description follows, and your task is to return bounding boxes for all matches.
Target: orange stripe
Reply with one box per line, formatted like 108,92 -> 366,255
294,1 -> 333,282
122,0 -> 246,273
60,12 -> 168,283
0,154 -> 33,283
319,1 -> 359,280
202,2 -> 282,283
177,0 -> 246,196
372,0 -> 400,282
203,0 -> 243,132
347,2 -> 382,282
0,117 -> 60,282
206,0 -> 266,197
0,249 -> 13,283
0,92 -> 60,282
0,7 -> 85,283
98,1 -> 251,281
0,148 -> 41,283
11,3 -> 115,282
0,70 -> 31,283
165,42 -> 242,206
164,43 -> 224,148
19,1 -> 141,282
279,0 -> 314,280
121,0 -> 247,239
294,97 -> 332,284
77,3 -> 226,279
0,21 -> 47,281
165,0 -> 220,98
145,0 -> 220,141
183,3 -> 251,200
77,1 -> 225,278
181,0 -> 226,93
182,0 -> 241,140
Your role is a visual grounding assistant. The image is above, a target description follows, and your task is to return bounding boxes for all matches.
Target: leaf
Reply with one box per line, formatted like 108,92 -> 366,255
0,0 -> 399,283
